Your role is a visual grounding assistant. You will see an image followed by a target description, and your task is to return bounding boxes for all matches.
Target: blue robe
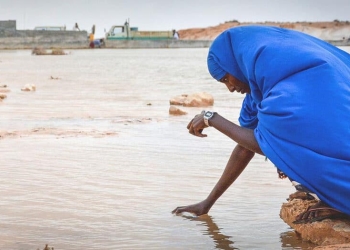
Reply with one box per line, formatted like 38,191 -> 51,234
207,26 -> 350,215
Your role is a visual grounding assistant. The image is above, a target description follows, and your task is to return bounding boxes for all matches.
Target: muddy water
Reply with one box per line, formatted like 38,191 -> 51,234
0,47 -> 348,249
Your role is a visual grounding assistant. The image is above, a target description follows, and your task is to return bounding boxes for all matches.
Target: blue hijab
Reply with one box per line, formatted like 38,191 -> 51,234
208,25 -> 350,215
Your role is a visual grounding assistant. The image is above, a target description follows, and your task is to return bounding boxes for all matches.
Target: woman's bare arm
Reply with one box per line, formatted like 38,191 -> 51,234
210,113 -> 263,155
188,112 -> 263,155
172,144 -> 254,216
172,112 -> 262,216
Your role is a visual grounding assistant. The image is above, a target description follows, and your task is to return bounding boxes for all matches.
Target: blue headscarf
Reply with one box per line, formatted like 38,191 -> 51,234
208,25 -> 350,215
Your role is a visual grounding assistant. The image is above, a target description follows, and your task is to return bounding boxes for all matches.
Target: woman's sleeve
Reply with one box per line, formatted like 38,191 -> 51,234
239,94 -> 258,129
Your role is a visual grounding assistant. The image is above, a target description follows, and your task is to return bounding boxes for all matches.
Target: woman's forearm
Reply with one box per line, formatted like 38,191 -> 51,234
209,113 -> 264,155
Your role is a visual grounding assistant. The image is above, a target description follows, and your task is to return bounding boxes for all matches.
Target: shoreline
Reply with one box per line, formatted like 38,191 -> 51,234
0,39 -> 349,50
2,20 -> 350,49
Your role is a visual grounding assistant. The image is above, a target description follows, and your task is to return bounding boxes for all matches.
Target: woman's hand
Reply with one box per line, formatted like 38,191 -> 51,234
187,111 -> 208,137
172,200 -> 212,216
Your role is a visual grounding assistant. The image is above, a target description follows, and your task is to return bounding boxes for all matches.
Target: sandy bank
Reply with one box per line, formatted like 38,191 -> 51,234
178,21 -> 350,43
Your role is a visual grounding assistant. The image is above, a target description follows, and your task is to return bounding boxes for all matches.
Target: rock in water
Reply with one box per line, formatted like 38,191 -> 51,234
280,198 -> 350,246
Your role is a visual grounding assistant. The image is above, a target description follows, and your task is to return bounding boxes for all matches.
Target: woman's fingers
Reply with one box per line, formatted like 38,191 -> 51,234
172,206 -> 186,214
187,114 -> 208,137
187,118 -> 194,130
172,206 -> 198,216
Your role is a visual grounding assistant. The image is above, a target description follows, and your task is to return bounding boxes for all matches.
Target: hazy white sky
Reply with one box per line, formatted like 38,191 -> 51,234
1,0 -> 350,38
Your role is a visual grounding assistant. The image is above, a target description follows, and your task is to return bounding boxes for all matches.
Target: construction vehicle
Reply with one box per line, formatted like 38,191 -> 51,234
105,20 -> 173,40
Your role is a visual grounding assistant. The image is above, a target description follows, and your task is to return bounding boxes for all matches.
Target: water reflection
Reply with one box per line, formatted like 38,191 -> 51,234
184,215 -> 238,250
280,230 -> 316,249
183,215 -> 318,250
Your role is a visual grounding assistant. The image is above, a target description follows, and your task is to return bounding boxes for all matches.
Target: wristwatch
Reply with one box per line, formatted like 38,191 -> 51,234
203,111 -> 216,127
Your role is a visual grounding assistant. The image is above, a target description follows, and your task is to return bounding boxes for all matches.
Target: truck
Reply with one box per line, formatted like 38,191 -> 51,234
105,20 -> 173,40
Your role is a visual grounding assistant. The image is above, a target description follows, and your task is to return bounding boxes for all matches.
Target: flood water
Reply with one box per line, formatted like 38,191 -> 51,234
0,47 -> 349,250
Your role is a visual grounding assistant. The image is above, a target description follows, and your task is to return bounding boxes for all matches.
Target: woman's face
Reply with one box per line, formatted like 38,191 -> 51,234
219,73 -> 251,94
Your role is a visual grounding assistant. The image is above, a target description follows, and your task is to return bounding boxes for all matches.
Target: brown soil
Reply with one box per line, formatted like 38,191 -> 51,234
178,20 -> 350,40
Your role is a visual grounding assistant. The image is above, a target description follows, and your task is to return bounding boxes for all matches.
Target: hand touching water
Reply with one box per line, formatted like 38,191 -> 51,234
172,199 -> 212,216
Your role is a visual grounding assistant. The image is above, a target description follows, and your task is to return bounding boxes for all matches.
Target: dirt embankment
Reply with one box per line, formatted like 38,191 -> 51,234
178,21 -> 350,41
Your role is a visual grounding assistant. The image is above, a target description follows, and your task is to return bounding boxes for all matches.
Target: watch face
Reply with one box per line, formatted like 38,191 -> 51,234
205,111 -> 213,118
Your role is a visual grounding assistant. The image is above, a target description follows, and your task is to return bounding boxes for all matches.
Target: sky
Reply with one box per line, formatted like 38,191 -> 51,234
1,0 -> 350,38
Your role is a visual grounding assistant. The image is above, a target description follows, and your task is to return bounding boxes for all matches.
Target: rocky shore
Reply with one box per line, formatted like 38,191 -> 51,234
280,199 -> 350,249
